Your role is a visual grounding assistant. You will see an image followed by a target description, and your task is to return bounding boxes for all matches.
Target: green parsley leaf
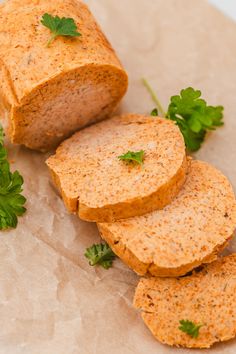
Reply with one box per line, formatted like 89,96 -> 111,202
85,242 -> 116,269
142,79 -> 224,152
41,13 -> 81,47
179,320 -> 204,338
167,87 -> 224,151
151,108 -> 158,116
0,126 -> 26,230
172,116 -> 206,152
118,150 -> 145,165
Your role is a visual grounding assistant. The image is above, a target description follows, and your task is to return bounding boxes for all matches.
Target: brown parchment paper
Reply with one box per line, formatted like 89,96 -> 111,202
1,0 -> 236,353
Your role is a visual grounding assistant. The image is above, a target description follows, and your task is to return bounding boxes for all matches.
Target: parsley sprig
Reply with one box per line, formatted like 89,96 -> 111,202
142,79 -> 166,117
0,126 -> 26,230
118,150 -> 145,165
41,13 -> 81,47
142,79 -> 224,151
179,320 -> 204,338
150,108 -> 158,116
85,242 -> 116,269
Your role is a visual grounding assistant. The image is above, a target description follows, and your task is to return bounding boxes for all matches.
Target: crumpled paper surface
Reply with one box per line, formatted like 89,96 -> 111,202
0,0 -> 236,353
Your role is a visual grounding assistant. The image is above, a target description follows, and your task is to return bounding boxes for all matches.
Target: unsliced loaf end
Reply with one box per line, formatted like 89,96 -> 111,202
134,254 -> 236,348
0,0 -> 128,151
47,114 -> 187,222
10,64 -> 127,151
98,160 -> 236,276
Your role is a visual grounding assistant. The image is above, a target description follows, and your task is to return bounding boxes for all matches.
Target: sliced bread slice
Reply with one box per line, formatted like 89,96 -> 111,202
46,114 -> 187,222
134,254 -> 236,348
98,160 -> 236,276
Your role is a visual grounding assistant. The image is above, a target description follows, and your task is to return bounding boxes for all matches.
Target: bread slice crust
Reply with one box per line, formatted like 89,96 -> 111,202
134,254 -> 236,348
47,114 -> 187,222
98,160 -> 236,275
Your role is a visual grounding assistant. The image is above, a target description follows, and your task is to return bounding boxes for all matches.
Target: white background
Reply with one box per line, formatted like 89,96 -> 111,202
210,0 -> 236,20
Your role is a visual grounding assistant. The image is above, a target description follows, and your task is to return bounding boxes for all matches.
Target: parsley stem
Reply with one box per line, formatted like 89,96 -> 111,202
46,33 -> 57,47
142,78 -> 167,117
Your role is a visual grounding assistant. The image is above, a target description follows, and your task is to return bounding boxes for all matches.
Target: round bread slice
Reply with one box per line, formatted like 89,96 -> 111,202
134,254 -> 236,348
46,114 -> 187,222
98,160 -> 236,276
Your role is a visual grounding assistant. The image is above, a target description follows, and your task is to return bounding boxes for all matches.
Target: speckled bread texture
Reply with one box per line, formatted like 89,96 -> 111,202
46,114 -> 187,222
134,254 -> 236,348
98,160 -> 236,276
0,0 -> 128,151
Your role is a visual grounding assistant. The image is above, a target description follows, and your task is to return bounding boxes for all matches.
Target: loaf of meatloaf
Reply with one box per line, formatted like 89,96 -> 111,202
0,0 -> 128,151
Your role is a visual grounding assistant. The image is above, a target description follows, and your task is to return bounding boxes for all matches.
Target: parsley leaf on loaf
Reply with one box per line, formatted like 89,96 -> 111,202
41,13 -> 81,47
179,320 -> 204,338
118,150 -> 145,165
